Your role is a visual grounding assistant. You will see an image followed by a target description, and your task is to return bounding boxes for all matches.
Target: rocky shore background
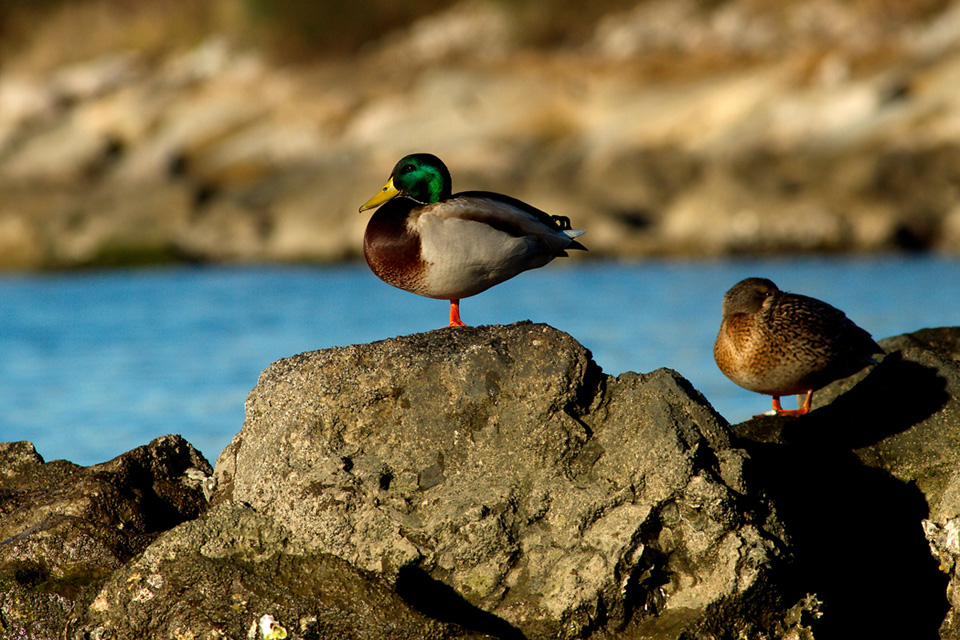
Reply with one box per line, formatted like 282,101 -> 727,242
2,0 -> 960,269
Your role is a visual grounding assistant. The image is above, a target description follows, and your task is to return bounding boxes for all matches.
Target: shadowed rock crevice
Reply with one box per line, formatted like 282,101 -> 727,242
732,328 -> 960,639
734,427 -> 949,639
397,564 -> 528,640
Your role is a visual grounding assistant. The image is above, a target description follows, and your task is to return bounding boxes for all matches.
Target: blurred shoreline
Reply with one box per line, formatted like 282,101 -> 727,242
2,0 -> 960,271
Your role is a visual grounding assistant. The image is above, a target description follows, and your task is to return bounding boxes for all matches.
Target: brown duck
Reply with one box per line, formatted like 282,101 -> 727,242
714,277 -> 883,416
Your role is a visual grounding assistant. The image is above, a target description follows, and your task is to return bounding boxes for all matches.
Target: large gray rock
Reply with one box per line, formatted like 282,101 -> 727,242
212,322 -> 806,639
731,327 -> 960,639
0,435 -> 211,640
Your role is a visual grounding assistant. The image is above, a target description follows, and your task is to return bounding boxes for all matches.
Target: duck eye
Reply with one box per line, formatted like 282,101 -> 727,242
402,164 -> 415,173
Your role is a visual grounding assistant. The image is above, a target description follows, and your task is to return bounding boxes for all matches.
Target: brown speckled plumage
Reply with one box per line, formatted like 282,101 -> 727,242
714,277 -> 883,416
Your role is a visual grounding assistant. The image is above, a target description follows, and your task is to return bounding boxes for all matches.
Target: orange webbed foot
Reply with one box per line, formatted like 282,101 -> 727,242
768,392 -> 813,417
447,300 -> 467,327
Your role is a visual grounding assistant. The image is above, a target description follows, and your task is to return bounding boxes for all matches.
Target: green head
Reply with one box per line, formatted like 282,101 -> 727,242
359,153 -> 452,211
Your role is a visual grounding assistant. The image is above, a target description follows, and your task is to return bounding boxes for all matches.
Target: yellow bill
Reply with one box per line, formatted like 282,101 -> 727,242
359,177 -> 400,212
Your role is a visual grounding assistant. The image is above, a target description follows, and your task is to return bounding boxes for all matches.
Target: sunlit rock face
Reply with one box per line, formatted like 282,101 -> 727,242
212,322 -> 801,639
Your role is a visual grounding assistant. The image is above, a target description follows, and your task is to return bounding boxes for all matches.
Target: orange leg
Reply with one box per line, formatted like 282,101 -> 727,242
448,299 -> 466,327
771,390 -> 813,416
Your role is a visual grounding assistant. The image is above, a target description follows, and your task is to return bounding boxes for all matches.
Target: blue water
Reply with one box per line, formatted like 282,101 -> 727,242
0,255 -> 956,466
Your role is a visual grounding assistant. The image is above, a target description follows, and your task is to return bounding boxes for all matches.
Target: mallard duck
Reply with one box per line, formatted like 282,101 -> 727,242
714,277 -> 883,416
359,153 -> 586,327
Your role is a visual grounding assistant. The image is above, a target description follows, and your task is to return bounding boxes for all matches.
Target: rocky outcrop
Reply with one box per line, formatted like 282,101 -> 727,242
0,435 -> 211,640
4,324 -> 960,638
2,2 -> 960,268
209,322 -> 804,639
